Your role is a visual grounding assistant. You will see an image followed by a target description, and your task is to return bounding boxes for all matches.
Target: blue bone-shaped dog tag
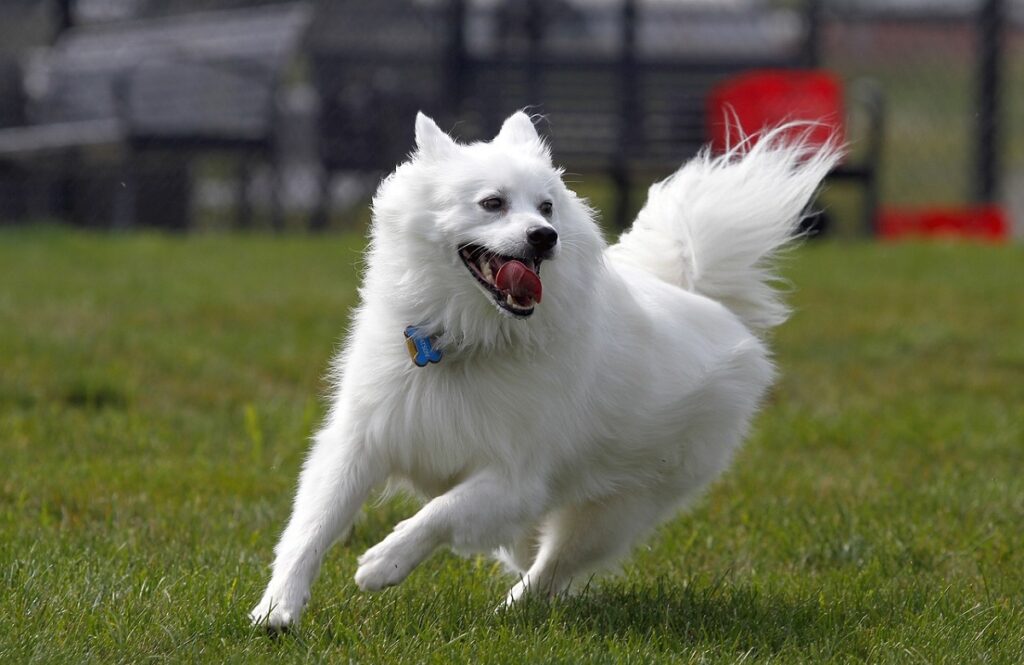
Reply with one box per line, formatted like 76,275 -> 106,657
404,326 -> 443,367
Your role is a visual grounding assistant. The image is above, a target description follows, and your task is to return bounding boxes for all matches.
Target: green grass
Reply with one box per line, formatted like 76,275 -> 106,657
1,227 -> 1022,663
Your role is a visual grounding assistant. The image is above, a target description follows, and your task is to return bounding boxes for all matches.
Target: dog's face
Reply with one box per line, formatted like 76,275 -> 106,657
414,112 -> 572,320
369,112 -> 604,348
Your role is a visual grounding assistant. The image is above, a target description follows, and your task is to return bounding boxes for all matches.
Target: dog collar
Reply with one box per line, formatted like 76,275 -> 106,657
404,326 -> 442,367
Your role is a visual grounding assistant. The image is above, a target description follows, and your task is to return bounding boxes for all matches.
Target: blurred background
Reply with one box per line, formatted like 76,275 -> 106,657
0,0 -> 1020,239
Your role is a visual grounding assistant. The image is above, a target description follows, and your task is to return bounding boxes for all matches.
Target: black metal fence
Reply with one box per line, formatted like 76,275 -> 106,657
0,0 -> 1019,236
822,1 -> 1017,209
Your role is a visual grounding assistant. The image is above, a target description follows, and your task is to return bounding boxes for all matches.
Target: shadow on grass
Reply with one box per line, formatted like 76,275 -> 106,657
499,579 -> 846,654
237,572 -> 867,659
61,381 -> 129,409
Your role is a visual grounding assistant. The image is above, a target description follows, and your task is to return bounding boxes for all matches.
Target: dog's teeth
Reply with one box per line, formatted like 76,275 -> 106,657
482,261 -> 494,282
506,294 -> 515,307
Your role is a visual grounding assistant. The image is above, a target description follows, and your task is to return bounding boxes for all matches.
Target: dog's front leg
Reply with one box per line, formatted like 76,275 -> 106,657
354,471 -> 544,591
250,417 -> 383,629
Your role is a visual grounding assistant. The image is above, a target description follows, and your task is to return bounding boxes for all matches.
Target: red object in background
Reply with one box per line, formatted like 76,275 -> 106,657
707,70 -> 845,154
877,205 -> 1009,242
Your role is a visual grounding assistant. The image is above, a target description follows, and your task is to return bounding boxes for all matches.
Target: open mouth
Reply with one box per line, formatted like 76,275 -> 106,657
458,244 -> 544,317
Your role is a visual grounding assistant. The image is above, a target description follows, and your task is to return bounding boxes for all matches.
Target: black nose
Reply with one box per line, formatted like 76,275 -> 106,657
526,226 -> 558,252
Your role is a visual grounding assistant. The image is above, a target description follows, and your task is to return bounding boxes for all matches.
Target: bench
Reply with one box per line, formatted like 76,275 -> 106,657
310,0 -> 882,232
707,69 -> 884,235
0,3 -> 310,228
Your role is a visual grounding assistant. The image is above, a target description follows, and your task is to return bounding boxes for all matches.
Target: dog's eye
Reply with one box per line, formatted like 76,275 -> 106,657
480,196 -> 504,212
539,201 -> 553,217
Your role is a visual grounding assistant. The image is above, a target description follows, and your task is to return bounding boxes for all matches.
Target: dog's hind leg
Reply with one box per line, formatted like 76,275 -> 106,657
250,418 -> 383,630
503,491 -> 668,606
494,523 -> 542,575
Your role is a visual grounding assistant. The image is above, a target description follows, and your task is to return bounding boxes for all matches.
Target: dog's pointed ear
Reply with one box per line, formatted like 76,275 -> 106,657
494,111 -> 540,146
415,112 -> 456,161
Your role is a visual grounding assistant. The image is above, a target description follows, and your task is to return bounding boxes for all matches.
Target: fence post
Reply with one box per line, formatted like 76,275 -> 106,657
53,0 -> 75,224
54,0 -> 74,38
447,0 -> 467,123
525,0 -> 543,108
975,0 -> 1003,202
803,0 -> 822,68
613,0 -> 638,228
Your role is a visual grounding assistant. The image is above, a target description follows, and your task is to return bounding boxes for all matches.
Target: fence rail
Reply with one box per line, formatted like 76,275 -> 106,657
0,0 -> 1019,236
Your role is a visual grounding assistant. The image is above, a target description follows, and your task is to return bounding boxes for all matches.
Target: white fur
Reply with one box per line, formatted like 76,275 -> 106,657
250,112 -> 841,628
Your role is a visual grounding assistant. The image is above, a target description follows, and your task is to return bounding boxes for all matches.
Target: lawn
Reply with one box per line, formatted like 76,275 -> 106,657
1,227 -> 1022,663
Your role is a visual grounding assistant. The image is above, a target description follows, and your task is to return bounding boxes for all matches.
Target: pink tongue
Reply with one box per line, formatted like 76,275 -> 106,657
494,260 -> 542,304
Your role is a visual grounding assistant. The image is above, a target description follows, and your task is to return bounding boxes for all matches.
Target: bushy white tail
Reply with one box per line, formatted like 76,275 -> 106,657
607,128 -> 842,332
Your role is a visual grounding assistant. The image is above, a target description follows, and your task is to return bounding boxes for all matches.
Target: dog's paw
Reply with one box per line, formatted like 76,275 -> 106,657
499,573 -> 574,611
354,538 -> 414,591
249,588 -> 307,631
500,578 -> 531,610
354,522 -> 428,591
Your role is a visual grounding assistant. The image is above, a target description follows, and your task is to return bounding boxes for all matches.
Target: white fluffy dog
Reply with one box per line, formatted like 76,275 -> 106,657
251,111 -> 839,628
